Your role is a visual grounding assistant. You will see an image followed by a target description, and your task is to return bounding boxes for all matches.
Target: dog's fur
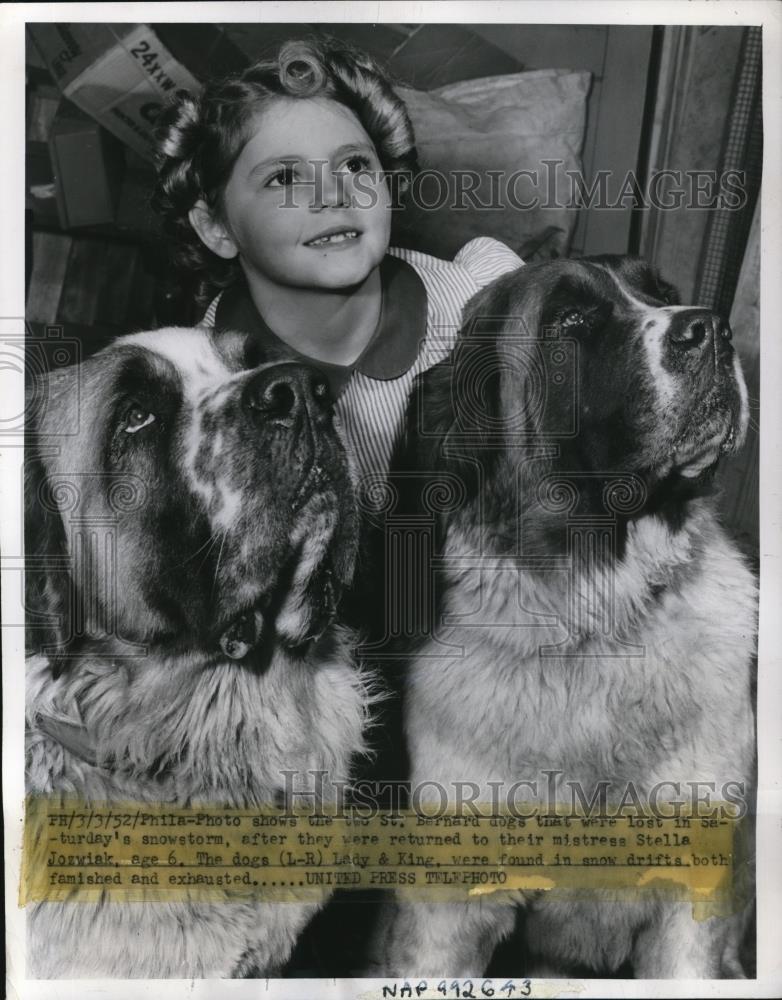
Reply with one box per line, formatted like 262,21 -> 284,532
375,257 -> 756,978
25,327 -> 373,978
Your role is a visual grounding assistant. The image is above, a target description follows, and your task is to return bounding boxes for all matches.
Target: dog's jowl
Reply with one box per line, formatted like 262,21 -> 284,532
25,327 -> 373,978
375,257 -> 756,979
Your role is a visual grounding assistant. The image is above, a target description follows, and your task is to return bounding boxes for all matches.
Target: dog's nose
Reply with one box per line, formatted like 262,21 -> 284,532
667,309 -> 733,362
242,363 -> 331,427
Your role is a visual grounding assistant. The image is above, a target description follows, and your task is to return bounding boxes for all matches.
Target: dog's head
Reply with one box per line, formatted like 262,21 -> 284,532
535,255 -> 748,481
410,256 -> 748,509
26,327 -> 359,668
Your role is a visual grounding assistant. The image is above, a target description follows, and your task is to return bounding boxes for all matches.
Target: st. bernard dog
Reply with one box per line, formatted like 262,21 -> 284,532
375,256 -> 756,978
24,327 -> 374,978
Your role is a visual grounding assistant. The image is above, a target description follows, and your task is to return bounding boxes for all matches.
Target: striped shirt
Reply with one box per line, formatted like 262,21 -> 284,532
202,237 -> 523,489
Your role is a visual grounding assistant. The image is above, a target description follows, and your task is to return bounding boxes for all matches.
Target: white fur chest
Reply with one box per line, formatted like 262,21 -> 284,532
26,637 -> 372,806
405,511 -> 756,795
24,639 -> 373,978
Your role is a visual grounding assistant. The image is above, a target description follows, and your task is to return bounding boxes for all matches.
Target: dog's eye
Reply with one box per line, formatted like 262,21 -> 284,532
652,277 -> 679,306
123,406 -> 157,435
560,309 -> 585,329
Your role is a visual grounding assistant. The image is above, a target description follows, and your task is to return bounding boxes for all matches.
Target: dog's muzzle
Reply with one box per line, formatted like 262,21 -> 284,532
216,361 -> 345,661
664,308 -> 746,474
667,308 -> 734,369
242,361 -> 331,431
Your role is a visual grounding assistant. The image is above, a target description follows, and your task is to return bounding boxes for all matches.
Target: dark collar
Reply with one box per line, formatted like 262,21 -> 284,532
214,253 -> 427,397
34,712 -> 101,768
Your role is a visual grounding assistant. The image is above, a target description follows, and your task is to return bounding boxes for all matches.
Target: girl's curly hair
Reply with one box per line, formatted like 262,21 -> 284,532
153,36 -> 419,303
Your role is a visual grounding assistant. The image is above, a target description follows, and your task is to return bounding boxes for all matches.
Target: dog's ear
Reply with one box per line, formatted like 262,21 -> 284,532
383,282 -> 511,564
395,277 -> 515,511
24,377 -> 72,677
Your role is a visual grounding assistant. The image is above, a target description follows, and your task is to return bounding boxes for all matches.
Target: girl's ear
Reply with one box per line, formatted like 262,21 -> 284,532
188,200 -> 239,260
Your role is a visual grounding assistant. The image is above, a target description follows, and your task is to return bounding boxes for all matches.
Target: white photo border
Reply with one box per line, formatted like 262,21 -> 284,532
3,3 -> 780,998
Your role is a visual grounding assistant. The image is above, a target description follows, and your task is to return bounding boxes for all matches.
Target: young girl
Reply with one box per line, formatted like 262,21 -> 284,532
154,36 -> 523,490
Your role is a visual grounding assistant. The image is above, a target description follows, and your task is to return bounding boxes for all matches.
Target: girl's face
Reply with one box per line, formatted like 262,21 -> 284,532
212,97 -> 392,293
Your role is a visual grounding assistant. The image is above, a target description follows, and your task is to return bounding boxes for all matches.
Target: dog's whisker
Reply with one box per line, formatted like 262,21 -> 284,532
168,532 -> 223,573
195,533 -> 226,578
211,530 -> 228,598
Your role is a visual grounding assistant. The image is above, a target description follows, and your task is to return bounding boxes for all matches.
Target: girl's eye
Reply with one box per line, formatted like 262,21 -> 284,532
123,406 -> 157,435
265,165 -> 298,188
341,155 -> 372,175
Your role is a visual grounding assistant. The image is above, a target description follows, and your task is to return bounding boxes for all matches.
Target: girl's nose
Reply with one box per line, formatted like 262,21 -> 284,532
310,163 -> 350,211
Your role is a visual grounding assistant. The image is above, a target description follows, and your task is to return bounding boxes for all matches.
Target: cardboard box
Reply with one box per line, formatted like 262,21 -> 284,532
48,102 -> 125,228
28,24 -> 202,160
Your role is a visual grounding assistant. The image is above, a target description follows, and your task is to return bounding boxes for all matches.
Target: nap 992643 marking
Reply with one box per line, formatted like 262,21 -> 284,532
380,979 -> 532,998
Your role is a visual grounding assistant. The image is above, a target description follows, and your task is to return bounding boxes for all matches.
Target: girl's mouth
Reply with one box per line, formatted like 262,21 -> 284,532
305,229 -> 360,248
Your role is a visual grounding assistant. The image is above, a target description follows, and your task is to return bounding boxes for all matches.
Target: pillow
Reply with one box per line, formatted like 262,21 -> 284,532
392,69 -> 591,261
